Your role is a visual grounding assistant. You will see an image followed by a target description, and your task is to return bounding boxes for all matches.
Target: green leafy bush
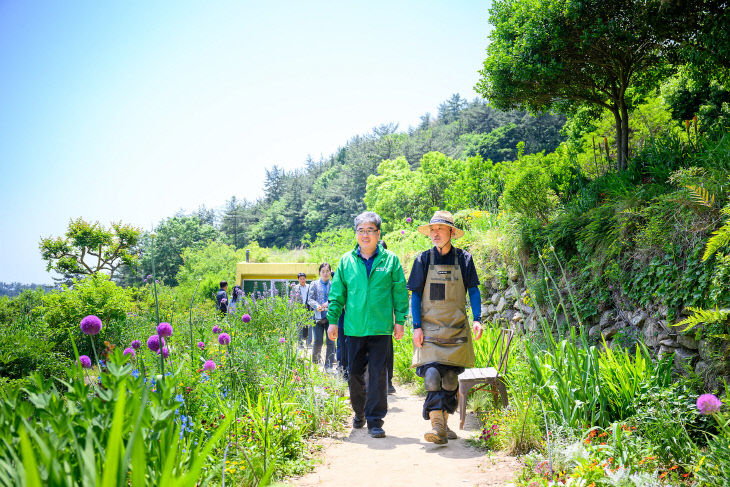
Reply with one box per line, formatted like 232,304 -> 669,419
38,274 -> 132,357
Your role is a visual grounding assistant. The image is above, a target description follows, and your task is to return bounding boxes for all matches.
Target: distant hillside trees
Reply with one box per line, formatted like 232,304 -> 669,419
216,96 -> 566,248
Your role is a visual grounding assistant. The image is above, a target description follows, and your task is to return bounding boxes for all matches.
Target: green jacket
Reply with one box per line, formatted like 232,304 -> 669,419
327,244 -> 409,337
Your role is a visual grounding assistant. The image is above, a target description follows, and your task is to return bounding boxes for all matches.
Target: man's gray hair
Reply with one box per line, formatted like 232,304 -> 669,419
354,211 -> 382,230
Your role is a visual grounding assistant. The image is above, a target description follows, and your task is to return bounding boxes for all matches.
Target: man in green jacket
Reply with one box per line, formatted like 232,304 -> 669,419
327,211 -> 409,438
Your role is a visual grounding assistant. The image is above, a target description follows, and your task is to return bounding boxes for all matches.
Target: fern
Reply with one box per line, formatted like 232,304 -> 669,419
685,185 -> 715,208
703,205 -> 730,261
674,306 -> 730,334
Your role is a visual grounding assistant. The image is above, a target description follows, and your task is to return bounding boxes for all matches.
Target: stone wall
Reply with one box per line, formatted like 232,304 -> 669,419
481,280 -> 729,390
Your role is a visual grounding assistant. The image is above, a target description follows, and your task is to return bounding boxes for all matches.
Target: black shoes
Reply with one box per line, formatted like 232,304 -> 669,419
388,384 -> 396,394
352,415 -> 365,429
368,426 -> 386,438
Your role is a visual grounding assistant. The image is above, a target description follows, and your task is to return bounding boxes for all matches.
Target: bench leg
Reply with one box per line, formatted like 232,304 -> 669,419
497,380 -> 508,408
458,383 -> 469,430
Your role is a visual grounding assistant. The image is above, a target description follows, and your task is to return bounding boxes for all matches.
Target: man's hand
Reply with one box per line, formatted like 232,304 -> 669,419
413,327 -> 424,348
327,324 -> 338,341
393,324 -> 404,340
472,321 -> 483,340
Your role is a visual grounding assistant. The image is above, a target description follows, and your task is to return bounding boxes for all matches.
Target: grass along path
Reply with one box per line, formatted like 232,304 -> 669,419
290,384 -> 518,486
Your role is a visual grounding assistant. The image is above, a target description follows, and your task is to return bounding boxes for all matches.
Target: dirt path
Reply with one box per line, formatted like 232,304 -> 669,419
290,385 -> 519,487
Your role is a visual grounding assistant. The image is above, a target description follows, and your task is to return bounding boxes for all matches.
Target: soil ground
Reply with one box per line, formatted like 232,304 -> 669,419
289,383 -> 519,487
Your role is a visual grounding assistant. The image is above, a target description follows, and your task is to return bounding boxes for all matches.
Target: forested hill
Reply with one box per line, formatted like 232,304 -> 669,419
219,95 -> 565,248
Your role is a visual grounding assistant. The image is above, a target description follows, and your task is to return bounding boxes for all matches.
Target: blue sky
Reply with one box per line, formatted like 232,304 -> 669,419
0,0 -> 492,284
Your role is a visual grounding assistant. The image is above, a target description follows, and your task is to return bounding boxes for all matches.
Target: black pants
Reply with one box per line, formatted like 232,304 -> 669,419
386,337 -> 394,387
416,363 -> 464,420
347,335 -> 390,428
312,320 -> 335,368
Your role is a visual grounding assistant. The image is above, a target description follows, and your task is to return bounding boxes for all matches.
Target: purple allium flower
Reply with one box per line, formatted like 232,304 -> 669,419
203,360 -> 216,371
218,333 -> 231,346
123,347 -> 136,358
697,394 -> 723,415
157,322 -> 173,337
147,335 -> 165,352
80,315 -> 102,335
197,341 -> 205,350
78,355 -> 92,368
130,339 -> 142,350
212,325 -> 221,334
279,337 -> 285,344
406,217 -> 412,223
242,314 -> 251,323
158,347 -> 169,358
146,274 -> 152,280
401,230 -> 405,234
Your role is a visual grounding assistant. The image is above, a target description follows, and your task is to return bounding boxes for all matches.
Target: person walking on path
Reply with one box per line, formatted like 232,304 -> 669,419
408,210 -> 483,445
327,211 -> 409,438
295,272 -> 313,348
216,281 -> 229,315
308,263 -> 336,369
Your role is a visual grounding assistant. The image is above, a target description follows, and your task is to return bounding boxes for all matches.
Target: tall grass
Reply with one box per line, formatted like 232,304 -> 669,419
526,328 -> 673,430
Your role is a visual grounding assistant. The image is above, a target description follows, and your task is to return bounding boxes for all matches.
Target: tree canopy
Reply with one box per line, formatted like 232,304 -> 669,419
39,218 -> 141,282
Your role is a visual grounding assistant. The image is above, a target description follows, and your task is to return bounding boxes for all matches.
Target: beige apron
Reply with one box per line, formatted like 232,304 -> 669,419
412,249 -> 475,368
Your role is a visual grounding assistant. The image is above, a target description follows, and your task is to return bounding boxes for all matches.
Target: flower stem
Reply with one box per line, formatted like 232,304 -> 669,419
150,235 -> 165,377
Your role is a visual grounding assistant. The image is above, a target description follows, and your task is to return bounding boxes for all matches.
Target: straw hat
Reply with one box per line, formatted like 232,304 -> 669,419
417,210 -> 464,239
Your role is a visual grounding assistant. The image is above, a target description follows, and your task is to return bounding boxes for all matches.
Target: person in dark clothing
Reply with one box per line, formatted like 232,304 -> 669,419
408,210 -> 483,445
216,281 -> 229,315
295,272 -> 312,348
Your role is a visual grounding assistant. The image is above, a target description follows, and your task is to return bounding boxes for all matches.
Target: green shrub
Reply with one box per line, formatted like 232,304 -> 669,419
631,382 -> 712,466
0,317 -> 68,384
38,274 -> 132,357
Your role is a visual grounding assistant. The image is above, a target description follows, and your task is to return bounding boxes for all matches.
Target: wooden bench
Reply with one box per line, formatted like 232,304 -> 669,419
457,328 -> 514,429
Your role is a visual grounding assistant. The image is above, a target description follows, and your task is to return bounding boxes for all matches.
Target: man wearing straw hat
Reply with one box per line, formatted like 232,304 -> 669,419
408,210 -> 483,445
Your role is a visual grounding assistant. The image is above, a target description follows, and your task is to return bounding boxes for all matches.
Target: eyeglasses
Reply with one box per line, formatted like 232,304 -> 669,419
356,228 -> 379,236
